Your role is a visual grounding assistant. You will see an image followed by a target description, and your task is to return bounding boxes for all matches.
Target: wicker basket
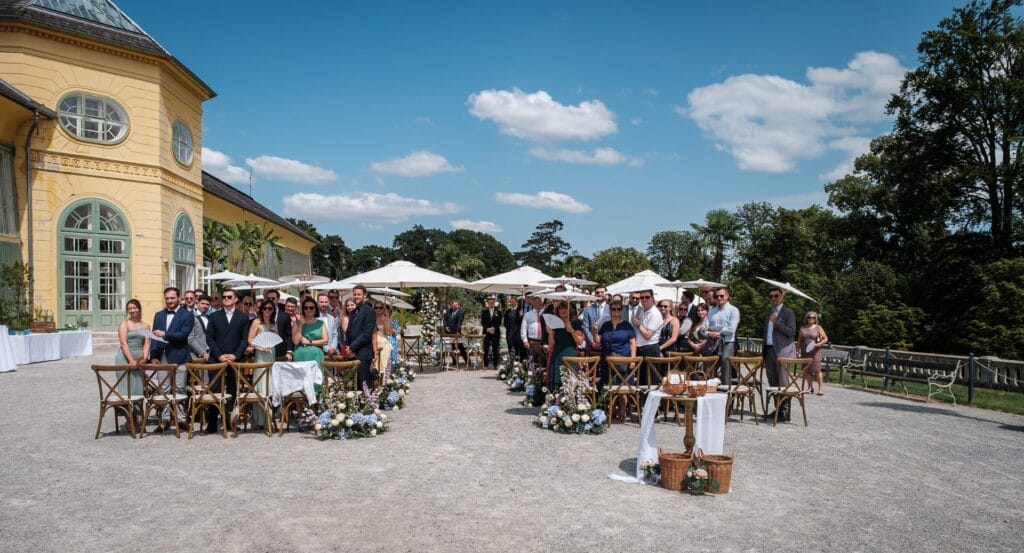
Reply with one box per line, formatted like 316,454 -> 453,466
687,381 -> 708,397
29,321 -> 55,334
658,448 -> 692,491
704,452 -> 735,494
662,369 -> 687,395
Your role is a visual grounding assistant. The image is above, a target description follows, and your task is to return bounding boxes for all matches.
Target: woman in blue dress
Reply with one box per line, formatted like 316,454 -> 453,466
594,299 -> 637,422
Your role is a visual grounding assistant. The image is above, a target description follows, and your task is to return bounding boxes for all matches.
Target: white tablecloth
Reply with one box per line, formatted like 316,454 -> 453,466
58,331 -> 93,358
8,333 -> 61,364
0,326 -> 16,373
270,361 -> 322,406
610,391 -> 728,485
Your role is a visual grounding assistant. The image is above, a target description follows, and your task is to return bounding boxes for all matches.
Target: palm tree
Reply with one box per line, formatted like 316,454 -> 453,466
432,243 -> 484,280
690,209 -> 742,281
252,222 -> 284,273
560,255 -> 589,279
202,219 -> 229,272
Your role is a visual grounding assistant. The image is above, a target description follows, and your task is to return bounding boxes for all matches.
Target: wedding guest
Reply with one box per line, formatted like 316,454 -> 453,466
115,299 -> 149,429
209,292 -> 223,313
657,300 -> 681,354
327,291 -> 343,319
503,297 -> 524,363
340,298 -> 357,336
374,301 -> 400,373
317,293 -> 339,358
182,289 -> 197,314
293,297 -> 328,395
594,299 -> 637,422
196,295 -> 211,331
204,290 -> 248,434
519,295 -> 547,371
443,300 -> 468,364
150,287 -> 194,432
481,296 -> 502,369
706,287 -> 739,383
631,289 -> 663,385
798,311 -> 830,396
686,303 -> 712,354
582,284 -> 609,354
248,299 -> 278,428
546,301 -> 582,396
262,289 -> 293,360
345,285 -> 377,390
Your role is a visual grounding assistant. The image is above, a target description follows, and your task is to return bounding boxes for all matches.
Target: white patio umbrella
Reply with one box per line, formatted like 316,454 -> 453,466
539,275 -> 596,287
340,260 -> 469,288
204,270 -> 248,282
656,280 -> 689,302
279,273 -> 329,284
369,287 -> 410,297
224,273 -> 279,290
677,278 -> 727,289
756,276 -> 817,302
309,280 -> 353,291
469,266 -> 554,295
537,290 -> 597,302
371,294 -> 414,310
607,270 -> 675,302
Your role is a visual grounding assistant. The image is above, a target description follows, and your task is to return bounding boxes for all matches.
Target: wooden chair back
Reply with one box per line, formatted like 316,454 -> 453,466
562,355 -> 601,406
776,357 -> 811,394
230,362 -> 272,437
728,356 -> 763,388
323,360 -> 360,392
91,365 -> 144,439
644,356 -> 681,391
141,364 -> 184,438
606,356 -> 642,392
682,355 -> 720,377
185,362 -> 231,438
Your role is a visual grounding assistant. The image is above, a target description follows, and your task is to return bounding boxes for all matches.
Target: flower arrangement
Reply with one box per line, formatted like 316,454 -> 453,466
419,291 -> 440,366
640,461 -> 661,485
305,382 -> 390,440
520,356 -> 546,406
377,372 -> 412,410
684,454 -> 719,495
393,360 -> 416,383
533,365 -> 607,434
499,360 -> 527,392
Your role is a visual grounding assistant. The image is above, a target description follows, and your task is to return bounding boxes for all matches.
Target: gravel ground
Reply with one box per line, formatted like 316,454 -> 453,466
1,350 -> 1022,553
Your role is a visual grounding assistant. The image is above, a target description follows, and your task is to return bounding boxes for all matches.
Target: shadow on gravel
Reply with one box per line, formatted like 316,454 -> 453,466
504,407 -> 538,416
859,401 -> 1019,429
619,457 -> 637,474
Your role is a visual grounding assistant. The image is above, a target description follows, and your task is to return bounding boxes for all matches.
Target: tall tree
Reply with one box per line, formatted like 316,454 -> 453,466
392,225 -> 447,267
647,230 -> 705,280
431,242 -> 485,280
202,219 -> 229,272
586,247 -> 651,286
443,229 -> 515,275
887,0 -> 1024,253
560,254 -> 590,279
349,245 -> 396,274
690,209 -> 742,281
313,235 -> 352,279
515,220 -> 574,274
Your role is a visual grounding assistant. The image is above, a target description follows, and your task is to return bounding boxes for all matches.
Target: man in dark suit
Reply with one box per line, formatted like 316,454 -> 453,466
204,289 -> 249,433
345,284 -> 377,390
150,287 -> 194,430
762,287 -> 796,421
443,300 -> 468,364
480,296 -> 502,369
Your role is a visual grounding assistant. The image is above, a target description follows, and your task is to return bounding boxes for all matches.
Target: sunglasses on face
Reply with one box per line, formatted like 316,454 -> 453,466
374,307 -> 384,311
262,306 -> 275,311
222,295 -> 235,301
609,307 -> 622,312
714,295 -> 727,299
658,305 -> 668,309
769,293 -> 781,298
640,295 -> 652,300
303,305 -> 317,311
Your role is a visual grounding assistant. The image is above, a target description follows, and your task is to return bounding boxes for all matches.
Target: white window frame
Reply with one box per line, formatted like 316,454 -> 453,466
57,92 -> 129,144
172,119 -> 194,165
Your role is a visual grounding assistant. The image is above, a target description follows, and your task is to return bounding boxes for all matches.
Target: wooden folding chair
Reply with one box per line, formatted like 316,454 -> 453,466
141,364 -> 187,438
766,357 -> 811,426
186,362 -> 232,439
323,360 -> 360,392
606,356 -> 643,423
231,362 -> 273,437
91,365 -> 145,439
682,355 -> 720,378
562,356 -> 601,406
725,356 -> 762,424
401,329 -> 425,369
440,333 -> 465,370
643,356 -> 681,419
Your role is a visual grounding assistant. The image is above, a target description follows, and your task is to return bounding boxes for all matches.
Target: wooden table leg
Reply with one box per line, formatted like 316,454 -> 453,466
683,397 -> 696,452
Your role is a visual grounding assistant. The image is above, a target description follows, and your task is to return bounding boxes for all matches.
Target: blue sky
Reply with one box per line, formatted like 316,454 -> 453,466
118,0 -> 968,256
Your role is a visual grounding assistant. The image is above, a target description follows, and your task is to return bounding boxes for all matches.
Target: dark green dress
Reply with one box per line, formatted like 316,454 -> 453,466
547,327 -> 578,389
293,320 -> 325,395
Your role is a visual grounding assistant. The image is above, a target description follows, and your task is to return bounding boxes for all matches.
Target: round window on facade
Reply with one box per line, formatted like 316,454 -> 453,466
172,119 -> 194,165
57,92 -> 129,144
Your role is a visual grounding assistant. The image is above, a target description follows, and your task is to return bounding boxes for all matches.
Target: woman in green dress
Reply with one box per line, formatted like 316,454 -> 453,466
546,301 -> 583,394
247,298 -> 280,428
115,299 -> 149,431
292,297 -> 327,396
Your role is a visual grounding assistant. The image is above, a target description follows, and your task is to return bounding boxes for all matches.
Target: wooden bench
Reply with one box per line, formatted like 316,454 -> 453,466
845,355 -> 959,400
822,349 -> 862,382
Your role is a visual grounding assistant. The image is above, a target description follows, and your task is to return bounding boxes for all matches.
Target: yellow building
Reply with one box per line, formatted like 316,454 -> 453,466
0,0 -> 315,330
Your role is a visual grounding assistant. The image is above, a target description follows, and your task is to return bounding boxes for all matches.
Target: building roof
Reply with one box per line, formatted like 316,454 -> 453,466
0,0 -> 215,100
0,77 -> 57,117
201,171 -> 319,245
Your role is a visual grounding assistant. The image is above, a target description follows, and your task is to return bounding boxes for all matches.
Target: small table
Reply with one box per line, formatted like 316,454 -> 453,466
464,334 -> 484,369
8,333 -> 61,364
440,333 -> 465,370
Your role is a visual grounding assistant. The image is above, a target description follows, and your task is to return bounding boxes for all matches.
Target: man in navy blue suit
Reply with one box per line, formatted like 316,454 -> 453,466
204,289 -> 249,434
344,284 -> 376,391
150,287 -> 194,430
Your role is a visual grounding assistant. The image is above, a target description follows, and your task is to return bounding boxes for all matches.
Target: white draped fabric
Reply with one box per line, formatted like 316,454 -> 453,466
8,333 -> 61,364
270,361 -> 322,406
58,331 -> 93,358
0,326 -> 16,373
609,391 -> 728,486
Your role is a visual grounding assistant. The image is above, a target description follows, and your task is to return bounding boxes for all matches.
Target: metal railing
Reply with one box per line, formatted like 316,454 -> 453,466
736,336 -> 1024,403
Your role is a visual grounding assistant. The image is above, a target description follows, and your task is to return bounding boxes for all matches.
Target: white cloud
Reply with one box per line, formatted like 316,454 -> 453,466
282,192 -> 459,224
820,136 -> 872,182
450,219 -> 503,233
494,191 -> 592,213
201,147 -> 249,185
245,155 -> 338,184
528,147 -> 644,167
467,88 -> 616,142
684,51 -> 906,173
370,151 -> 465,177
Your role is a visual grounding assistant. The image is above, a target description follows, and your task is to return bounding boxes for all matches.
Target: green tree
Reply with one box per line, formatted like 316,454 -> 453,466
392,225 -> 447,267
443,229 -> 515,275
964,257 -> 1024,358
515,220 -> 574,274
286,218 -> 323,242
202,219 -> 229,272
314,235 -> 352,280
854,302 -> 927,350
431,242 -> 485,280
560,254 -> 590,280
690,209 -> 742,281
585,247 -> 651,286
647,230 -> 707,280
349,245 -> 396,274
886,0 -> 1024,254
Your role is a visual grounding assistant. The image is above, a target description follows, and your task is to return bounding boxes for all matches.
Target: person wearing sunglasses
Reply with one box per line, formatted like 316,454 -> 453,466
246,298 -> 280,428
594,299 -> 637,422
762,288 -> 795,421
706,286 -> 740,384
203,289 -> 249,434
293,297 -> 328,395
797,311 -> 829,396
657,300 -> 681,354
630,289 -> 664,385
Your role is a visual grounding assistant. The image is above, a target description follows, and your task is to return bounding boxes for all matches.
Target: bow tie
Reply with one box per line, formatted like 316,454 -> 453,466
166,309 -> 176,314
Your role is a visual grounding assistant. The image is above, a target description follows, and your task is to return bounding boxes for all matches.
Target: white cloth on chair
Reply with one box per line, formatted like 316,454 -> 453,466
270,361 -> 322,406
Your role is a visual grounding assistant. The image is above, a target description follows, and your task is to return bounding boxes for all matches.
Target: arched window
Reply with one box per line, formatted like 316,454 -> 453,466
58,92 -> 129,144
172,120 -> 194,165
59,199 -> 131,330
171,213 -> 195,290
